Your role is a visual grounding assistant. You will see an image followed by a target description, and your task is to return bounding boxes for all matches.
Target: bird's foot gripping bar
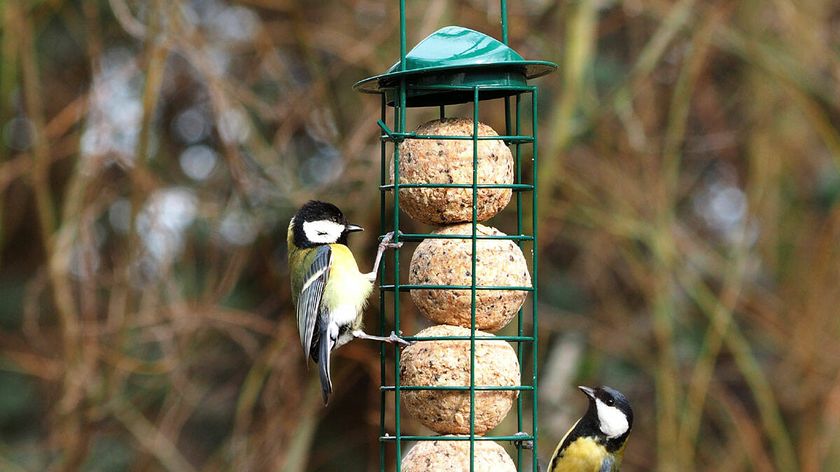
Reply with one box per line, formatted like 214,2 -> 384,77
353,329 -> 414,346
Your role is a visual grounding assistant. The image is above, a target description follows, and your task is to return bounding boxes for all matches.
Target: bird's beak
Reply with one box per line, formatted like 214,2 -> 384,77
345,223 -> 364,233
578,386 -> 597,400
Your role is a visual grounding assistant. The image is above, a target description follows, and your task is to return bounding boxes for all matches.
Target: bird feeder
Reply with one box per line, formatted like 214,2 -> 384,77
354,3 -> 555,471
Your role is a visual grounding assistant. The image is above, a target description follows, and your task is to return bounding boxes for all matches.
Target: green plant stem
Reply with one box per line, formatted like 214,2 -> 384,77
539,0 -> 597,206
682,275 -> 799,472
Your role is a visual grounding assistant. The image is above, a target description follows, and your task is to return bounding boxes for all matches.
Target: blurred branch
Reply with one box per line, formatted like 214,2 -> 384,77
0,349 -> 62,380
108,0 -> 146,39
717,27 -> 840,170
539,0 -> 597,207
612,0 -> 696,151
681,271 -> 799,472
0,4 -> 20,269
111,399 -> 197,472
15,3 -> 90,470
281,377 -> 324,472
0,0 -> 837,470
710,384 -> 775,471
0,451 -> 30,472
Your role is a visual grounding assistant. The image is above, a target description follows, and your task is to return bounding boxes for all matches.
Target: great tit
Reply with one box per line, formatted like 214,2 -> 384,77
288,200 -> 407,404
547,386 -> 633,472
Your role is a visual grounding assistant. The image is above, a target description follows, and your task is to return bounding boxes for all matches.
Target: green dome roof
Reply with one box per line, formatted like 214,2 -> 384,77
354,26 -> 556,106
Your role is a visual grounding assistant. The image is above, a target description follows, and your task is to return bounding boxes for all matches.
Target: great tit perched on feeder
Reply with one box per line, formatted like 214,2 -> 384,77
287,200 -> 408,404
547,386 -> 633,472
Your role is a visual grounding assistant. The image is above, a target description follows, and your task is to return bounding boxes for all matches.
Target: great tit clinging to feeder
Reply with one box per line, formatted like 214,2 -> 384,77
288,200 -> 408,404
547,386 -> 633,472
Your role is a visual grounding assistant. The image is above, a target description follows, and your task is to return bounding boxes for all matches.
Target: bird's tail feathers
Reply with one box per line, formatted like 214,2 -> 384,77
318,326 -> 335,405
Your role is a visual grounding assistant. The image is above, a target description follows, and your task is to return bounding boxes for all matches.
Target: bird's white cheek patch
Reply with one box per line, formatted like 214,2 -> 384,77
596,399 -> 629,438
303,220 -> 345,244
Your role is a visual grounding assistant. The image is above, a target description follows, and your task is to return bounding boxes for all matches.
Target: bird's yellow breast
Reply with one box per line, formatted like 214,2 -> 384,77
321,244 -> 373,313
549,437 -> 615,472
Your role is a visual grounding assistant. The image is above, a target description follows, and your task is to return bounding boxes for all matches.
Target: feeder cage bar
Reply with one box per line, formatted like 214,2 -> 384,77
377,83 -> 540,470
356,1 -> 555,470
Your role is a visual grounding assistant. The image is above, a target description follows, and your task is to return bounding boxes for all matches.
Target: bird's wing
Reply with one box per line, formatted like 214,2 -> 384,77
318,316 -> 334,404
599,455 -> 616,472
296,245 -> 332,361
547,418 -> 580,470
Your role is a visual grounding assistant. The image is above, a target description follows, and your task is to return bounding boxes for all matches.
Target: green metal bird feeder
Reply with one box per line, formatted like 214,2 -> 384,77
354,3 -> 555,471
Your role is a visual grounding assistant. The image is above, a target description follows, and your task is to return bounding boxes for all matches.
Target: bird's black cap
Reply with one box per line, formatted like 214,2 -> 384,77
291,200 -> 362,248
294,200 -> 346,224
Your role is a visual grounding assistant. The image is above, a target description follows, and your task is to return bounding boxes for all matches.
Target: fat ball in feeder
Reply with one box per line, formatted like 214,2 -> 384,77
409,223 -> 531,332
401,438 -> 516,472
400,325 -> 520,435
391,118 -> 514,225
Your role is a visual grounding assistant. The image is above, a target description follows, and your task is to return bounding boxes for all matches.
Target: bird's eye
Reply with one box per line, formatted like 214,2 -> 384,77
606,398 -> 615,406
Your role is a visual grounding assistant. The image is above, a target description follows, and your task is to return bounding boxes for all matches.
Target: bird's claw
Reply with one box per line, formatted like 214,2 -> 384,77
389,331 -> 414,346
512,432 -> 534,450
380,231 -> 404,250
352,330 -> 414,345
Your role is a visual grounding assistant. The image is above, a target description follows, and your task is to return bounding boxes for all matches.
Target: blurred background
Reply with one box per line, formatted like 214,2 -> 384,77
1,0 -> 839,471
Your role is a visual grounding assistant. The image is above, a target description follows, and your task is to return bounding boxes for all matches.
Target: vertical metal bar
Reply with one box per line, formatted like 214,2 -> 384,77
530,87 -> 540,472
439,104 -> 445,120
514,92 -> 523,468
396,4 -> 406,470
379,94 -> 387,471
499,6 -> 518,468
501,2 -> 511,150
504,98 -> 512,139
399,0 -> 407,69
500,0 -> 509,44
470,86 -> 480,472
393,78 -> 406,471
395,1 -> 406,467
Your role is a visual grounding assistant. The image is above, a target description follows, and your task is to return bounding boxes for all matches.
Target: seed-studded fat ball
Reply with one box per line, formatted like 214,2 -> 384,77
401,438 -> 516,472
391,118 -> 513,225
409,224 -> 531,332
400,325 -> 519,435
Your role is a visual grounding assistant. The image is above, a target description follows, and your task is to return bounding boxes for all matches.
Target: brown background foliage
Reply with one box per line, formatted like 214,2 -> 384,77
1,1 -> 839,471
